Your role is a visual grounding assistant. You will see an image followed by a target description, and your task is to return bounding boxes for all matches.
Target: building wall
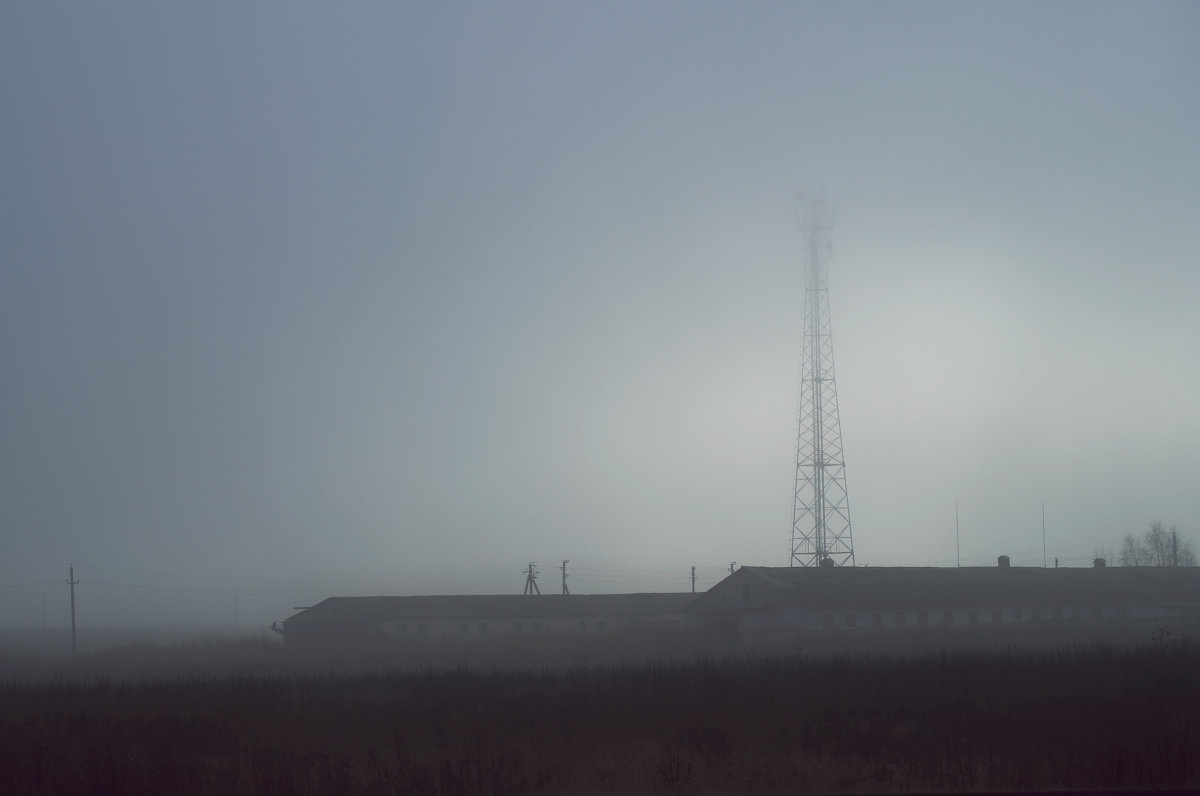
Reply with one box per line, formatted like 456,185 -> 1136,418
375,614 -> 694,643
762,603 -> 1156,633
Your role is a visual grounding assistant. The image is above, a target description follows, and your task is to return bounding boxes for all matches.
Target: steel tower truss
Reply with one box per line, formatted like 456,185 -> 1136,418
791,199 -> 855,567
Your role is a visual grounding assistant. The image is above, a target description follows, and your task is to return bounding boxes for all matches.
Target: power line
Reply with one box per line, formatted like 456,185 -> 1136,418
84,580 -> 333,598
72,562 -> 518,585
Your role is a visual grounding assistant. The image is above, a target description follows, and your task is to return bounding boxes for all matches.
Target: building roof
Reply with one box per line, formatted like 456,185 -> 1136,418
284,592 -> 698,626
686,565 -> 1200,614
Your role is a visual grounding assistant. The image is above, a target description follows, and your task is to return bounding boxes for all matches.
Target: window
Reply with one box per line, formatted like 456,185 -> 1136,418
531,621 -> 542,633
513,621 -> 524,633
477,622 -> 487,635
396,623 -> 408,636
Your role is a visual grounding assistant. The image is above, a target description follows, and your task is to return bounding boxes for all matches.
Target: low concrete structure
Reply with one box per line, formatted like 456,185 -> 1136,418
684,565 -> 1200,641
281,592 -> 699,649
280,566 -> 1200,650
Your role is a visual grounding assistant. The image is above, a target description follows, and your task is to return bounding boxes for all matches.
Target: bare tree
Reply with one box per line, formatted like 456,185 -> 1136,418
1119,521 -> 1195,567
1120,534 -> 1144,567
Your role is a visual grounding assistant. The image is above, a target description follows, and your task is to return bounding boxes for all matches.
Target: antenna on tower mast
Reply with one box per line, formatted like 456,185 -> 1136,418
791,193 -> 855,567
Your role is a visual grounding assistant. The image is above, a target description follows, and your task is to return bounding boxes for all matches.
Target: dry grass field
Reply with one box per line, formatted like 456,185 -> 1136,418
1,627 -> 1199,794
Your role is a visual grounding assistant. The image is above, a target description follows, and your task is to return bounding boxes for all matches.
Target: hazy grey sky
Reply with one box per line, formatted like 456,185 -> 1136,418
2,2 -> 1197,628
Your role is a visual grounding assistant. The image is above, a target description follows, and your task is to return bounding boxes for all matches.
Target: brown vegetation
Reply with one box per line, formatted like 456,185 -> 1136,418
2,628 -> 1199,794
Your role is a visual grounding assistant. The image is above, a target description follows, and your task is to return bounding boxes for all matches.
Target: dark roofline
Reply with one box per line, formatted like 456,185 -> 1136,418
685,564 -> 1200,614
285,592 -> 699,624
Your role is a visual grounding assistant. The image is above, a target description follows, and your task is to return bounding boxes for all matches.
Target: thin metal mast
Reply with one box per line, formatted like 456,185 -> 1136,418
1041,503 -> 1046,568
791,197 -> 855,567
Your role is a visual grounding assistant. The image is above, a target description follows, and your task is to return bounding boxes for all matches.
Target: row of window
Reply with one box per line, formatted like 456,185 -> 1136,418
388,619 -> 609,636
814,605 -> 1112,630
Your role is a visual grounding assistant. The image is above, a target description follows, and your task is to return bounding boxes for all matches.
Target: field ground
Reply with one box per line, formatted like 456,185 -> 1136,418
1,623 -> 1199,794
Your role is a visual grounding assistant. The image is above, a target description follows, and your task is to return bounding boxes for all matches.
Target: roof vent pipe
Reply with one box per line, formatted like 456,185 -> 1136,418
997,555 -> 1010,568
1093,558 -> 1106,568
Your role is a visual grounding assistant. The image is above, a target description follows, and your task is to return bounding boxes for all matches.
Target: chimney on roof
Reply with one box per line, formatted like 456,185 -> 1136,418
1093,557 -> 1106,568
819,556 -> 835,569
997,555 -> 1010,568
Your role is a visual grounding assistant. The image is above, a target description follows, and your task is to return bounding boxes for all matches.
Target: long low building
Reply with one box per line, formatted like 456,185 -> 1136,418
281,592 -> 699,649
278,563 -> 1200,649
685,563 -> 1200,639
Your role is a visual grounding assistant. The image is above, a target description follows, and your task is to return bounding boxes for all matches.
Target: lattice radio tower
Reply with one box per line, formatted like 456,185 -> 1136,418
791,197 -> 855,567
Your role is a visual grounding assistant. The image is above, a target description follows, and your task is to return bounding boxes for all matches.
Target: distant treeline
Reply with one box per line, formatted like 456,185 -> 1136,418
1,632 -> 1198,794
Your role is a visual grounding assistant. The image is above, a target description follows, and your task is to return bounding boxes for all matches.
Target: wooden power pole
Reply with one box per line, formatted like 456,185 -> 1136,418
68,565 -> 78,657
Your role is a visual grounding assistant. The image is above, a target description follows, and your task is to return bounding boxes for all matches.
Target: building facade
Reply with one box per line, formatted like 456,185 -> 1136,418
684,564 -> 1200,641
281,592 -> 699,649
279,565 -> 1200,649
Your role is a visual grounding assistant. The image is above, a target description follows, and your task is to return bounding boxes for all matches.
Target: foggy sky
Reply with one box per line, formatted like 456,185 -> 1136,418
2,2 -> 1198,629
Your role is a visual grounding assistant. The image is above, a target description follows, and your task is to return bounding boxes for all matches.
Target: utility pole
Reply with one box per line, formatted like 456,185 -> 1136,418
690,566 -> 696,594
560,560 -> 570,595
68,565 -> 78,657
1173,530 -> 1178,567
729,561 -> 737,576
522,562 -> 541,595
